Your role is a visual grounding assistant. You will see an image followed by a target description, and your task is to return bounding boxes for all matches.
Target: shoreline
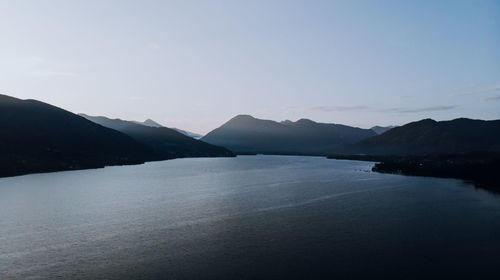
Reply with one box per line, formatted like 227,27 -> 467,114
0,154 -> 236,180
3,153 -> 498,195
328,154 -> 500,193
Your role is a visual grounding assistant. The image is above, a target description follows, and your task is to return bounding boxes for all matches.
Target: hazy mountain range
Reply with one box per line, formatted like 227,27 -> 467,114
133,119 -> 163,128
133,119 -> 202,139
80,114 -> 232,159
202,115 -> 376,154
203,115 -> 500,157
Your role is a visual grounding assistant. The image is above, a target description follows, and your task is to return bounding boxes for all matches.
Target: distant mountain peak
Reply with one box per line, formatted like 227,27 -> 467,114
280,119 -> 317,125
222,115 -> 265,128
80,114 -> 233,158
296,118 -> 316,125
416,118 -> 438,124
129,117 -> 202,139
230,114 -> 256,121
142,119 -> 163,128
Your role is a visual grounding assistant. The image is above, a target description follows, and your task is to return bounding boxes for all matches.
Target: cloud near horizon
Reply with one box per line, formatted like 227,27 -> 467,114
307,105 -> 457,114
449,86 -> 500,98
483,95 -> 500,101
396,105 -> 458,113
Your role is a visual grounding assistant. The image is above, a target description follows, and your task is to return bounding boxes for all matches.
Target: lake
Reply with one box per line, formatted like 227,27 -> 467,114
1,155 -> 500,279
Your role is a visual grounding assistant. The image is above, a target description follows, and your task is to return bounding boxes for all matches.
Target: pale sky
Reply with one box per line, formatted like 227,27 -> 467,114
1,0 -> 499,134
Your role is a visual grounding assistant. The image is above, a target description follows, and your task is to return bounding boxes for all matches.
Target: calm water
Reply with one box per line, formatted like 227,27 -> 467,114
1,155 -> 500,279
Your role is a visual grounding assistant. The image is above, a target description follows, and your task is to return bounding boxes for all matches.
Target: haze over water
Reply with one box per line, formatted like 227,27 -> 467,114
1,156 -> 500,279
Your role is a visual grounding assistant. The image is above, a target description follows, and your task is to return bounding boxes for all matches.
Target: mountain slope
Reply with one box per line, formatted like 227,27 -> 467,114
0,94 -> 158,177
201,115 -> 376,154
80,114 -> 234,158
343,118 -> 500,156
133,119 -> 202,139
171,128 -> 202,139
370,125 -> 395,135
141,119 -> 163,128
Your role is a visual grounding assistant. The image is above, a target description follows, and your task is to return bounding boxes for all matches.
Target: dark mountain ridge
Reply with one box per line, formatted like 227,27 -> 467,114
331,118 -> 500,190
0,94 -> 158,177
342,118 -> 500,156
202,115 -> 376,154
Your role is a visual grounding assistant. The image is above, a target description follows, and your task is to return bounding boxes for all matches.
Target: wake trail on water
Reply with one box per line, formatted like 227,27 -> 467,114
252,184 -> 406,214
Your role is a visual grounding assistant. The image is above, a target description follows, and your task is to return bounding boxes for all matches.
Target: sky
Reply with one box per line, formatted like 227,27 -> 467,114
1,0 -> 499,134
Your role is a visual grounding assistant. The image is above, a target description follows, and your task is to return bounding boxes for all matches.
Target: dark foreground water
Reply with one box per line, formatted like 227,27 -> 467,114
1,155 -> 500,279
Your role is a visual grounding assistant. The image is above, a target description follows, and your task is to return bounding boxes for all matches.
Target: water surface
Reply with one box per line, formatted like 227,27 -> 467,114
1,155 -> 500,279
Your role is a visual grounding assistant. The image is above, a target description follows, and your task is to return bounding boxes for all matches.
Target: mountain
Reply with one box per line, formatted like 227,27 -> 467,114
133,119 -> 202,139
201,115 -> 376,154
80,114 -> 234,158
0,94 -> 158,177
370,125 -> 395,135
141,119 -> 163,128
343,118 -> 500,156
133,118 -> 163,128
171,128 -> 203,139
